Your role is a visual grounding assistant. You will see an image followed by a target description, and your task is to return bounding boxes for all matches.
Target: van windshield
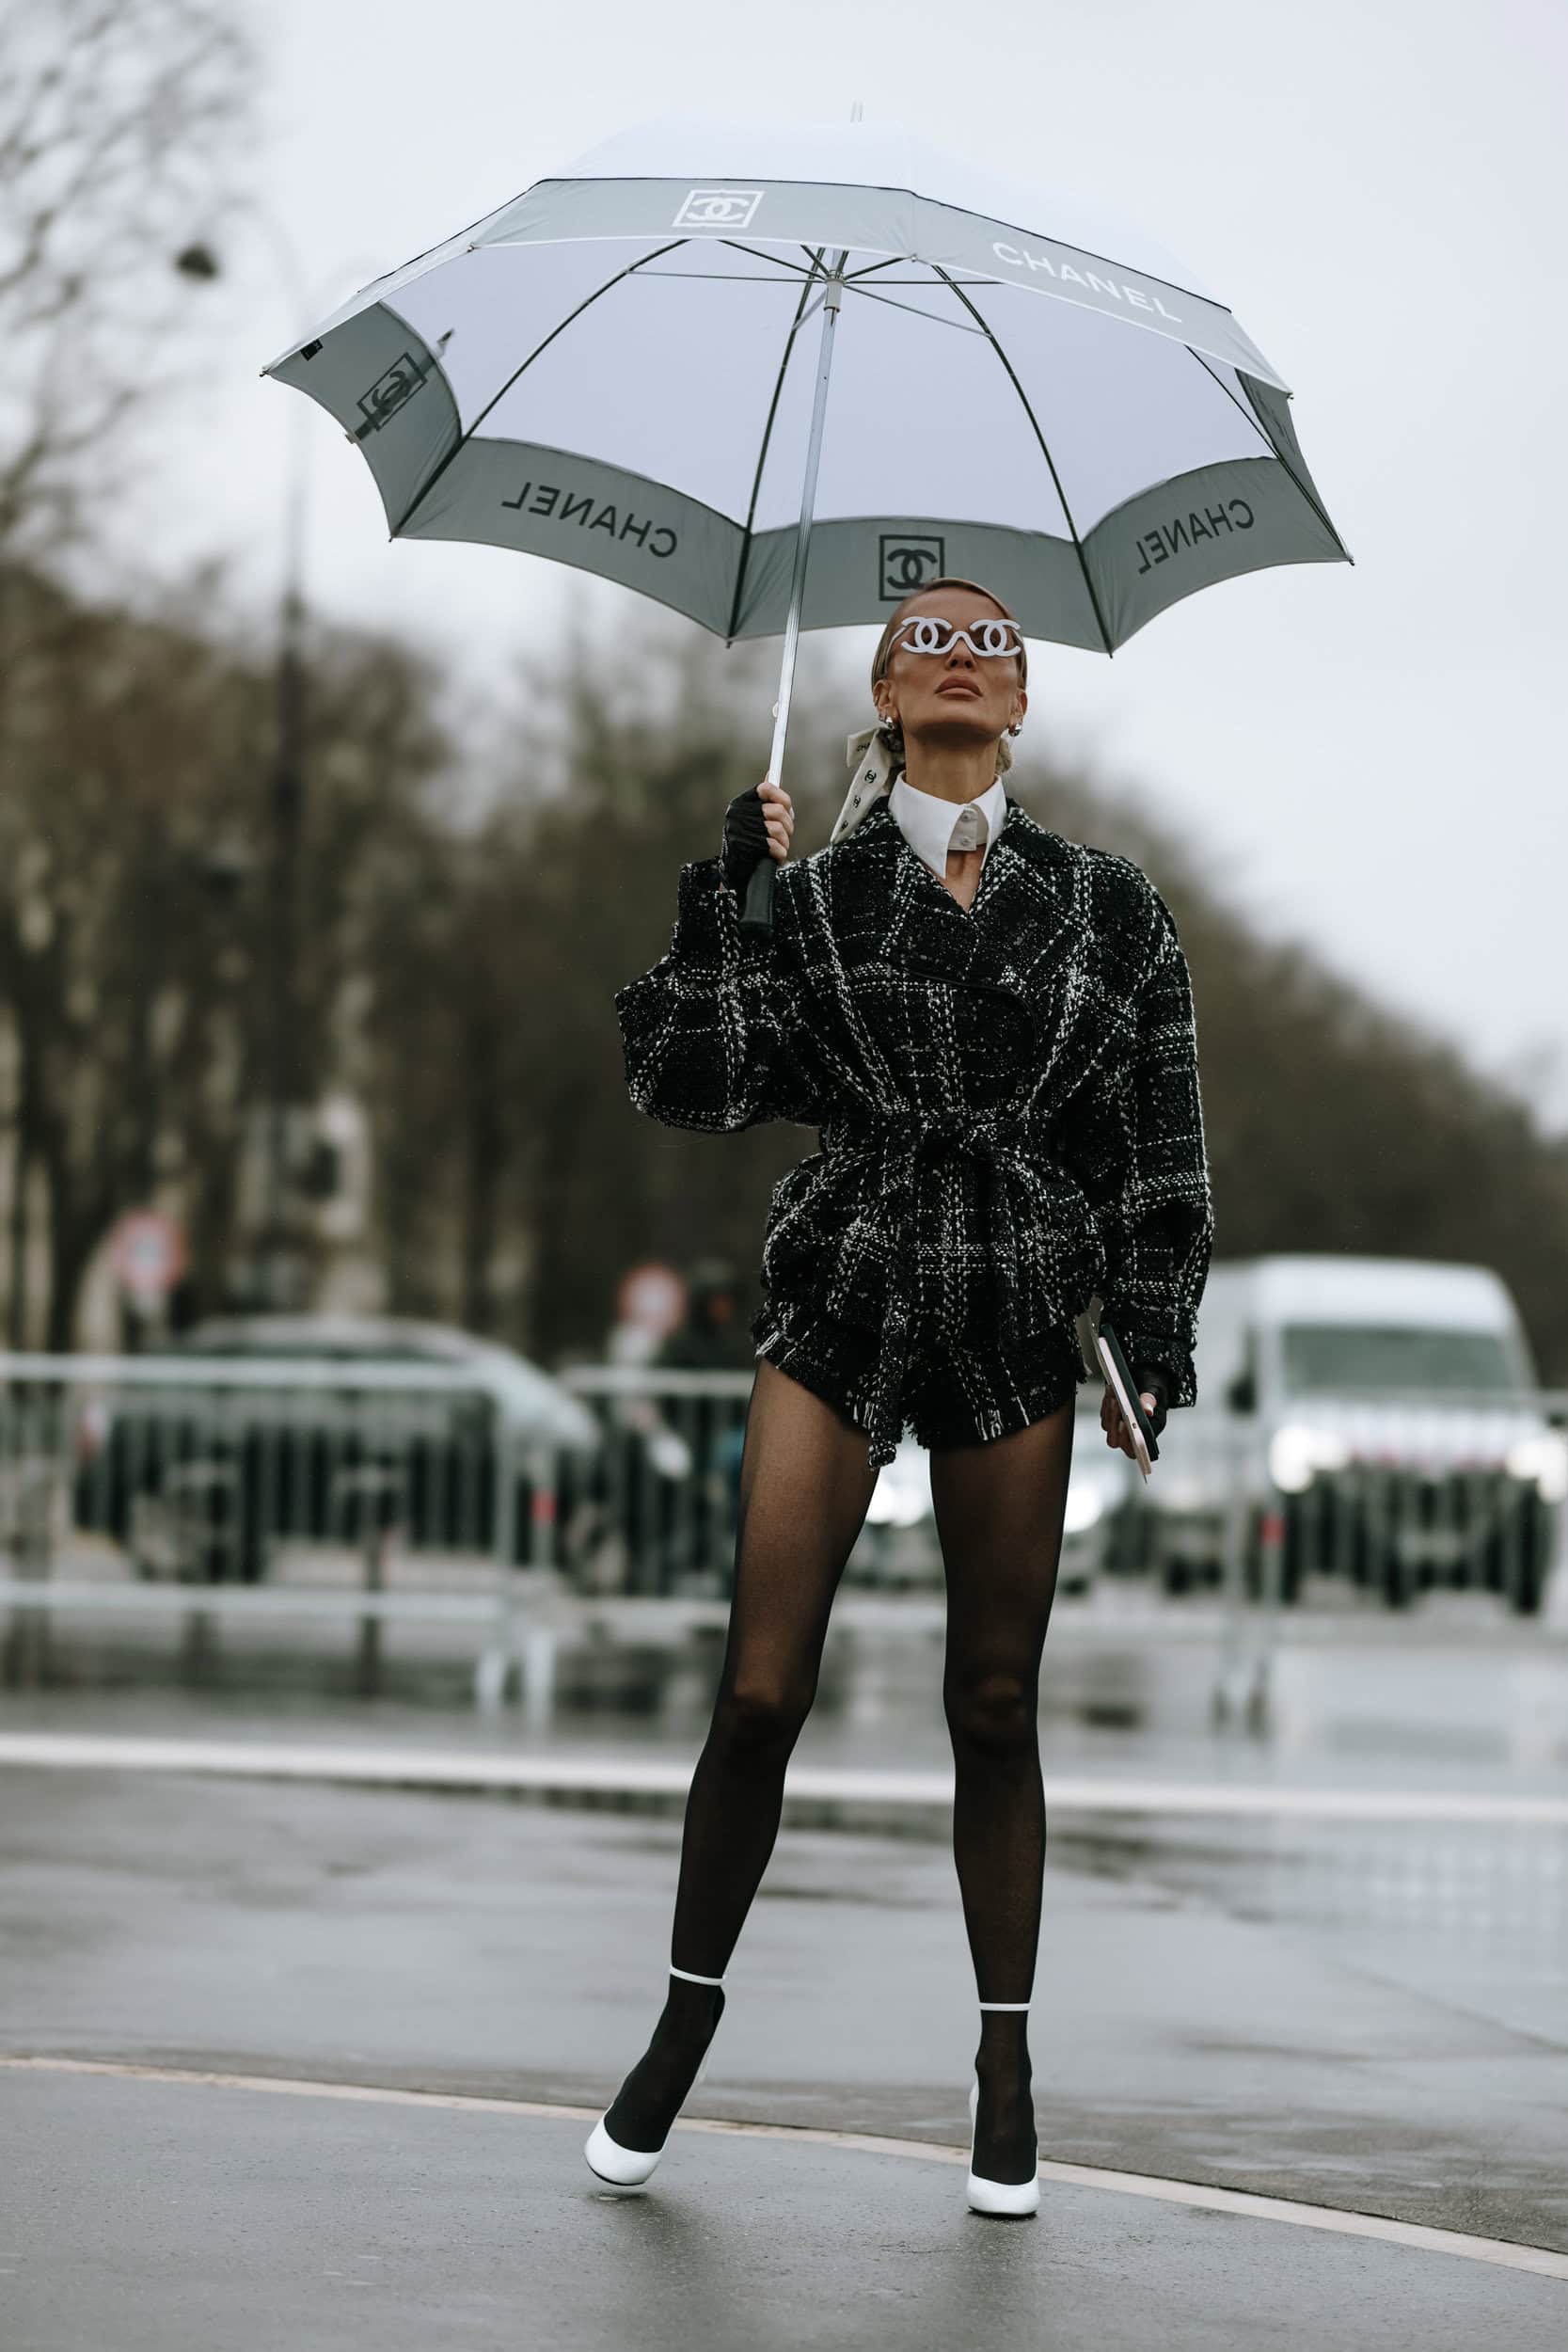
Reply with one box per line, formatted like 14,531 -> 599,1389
1279,1324 -> 1516,1395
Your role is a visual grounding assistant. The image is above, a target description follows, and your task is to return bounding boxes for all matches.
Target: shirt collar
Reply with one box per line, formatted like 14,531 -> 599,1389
888,769 -> 1008,879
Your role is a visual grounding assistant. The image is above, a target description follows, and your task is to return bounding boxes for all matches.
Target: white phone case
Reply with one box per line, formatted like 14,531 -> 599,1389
1096,1331 -> 1153,1481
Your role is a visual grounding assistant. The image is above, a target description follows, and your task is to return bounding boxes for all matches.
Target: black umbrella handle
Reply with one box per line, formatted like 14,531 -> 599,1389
739,860 -> 776,939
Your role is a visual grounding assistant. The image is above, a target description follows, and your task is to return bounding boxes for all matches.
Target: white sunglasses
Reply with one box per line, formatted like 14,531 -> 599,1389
889,615 -> 1023,660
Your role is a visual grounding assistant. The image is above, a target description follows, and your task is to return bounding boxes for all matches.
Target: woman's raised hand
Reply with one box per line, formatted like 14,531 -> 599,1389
756,778 -> 794,862
721,778 -> 795,893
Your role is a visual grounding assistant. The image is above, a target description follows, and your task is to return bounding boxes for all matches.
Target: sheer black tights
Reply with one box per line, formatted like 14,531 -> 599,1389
931,1398 -> 1074,2182
602,1361 -> 1074,2186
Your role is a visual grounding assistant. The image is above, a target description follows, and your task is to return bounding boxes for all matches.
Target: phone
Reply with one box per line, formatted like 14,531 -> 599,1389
1096,1318 -> 1160,1480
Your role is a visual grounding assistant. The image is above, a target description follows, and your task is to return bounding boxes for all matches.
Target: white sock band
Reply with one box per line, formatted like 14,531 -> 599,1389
670,1966 -> 725,1986
978,2000 -> 1031,2010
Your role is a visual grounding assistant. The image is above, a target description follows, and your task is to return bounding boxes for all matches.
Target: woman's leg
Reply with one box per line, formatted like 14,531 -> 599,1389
928,1394 -> 1076,2185
602,1357 -> 879,2152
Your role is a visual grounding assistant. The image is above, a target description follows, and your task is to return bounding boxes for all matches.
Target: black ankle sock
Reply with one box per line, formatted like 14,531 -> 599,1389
972,2044 -> 1037,2185
603,1980 -> 726,2153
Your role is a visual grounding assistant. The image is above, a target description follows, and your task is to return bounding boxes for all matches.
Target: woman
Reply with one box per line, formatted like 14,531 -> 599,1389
587,577 -> 1214,2217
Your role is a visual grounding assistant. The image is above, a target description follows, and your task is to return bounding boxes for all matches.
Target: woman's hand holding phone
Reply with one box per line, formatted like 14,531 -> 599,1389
1101,1363 -> 1169,1461
1101,1387 -> 1159,1459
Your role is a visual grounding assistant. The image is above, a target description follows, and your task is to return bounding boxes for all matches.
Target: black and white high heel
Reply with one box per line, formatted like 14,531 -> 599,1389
584,1967 -> 725,2191
967,1998 -> 1040,2217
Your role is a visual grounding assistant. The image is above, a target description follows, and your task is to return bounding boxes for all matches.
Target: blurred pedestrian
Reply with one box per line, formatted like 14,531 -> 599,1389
652,1259 -> 755,1373
589,578 -> 1213,2216
651,1259 -> 753,1539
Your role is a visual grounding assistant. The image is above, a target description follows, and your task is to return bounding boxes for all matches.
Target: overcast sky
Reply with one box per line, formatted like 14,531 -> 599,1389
141,0 -> 1568,1131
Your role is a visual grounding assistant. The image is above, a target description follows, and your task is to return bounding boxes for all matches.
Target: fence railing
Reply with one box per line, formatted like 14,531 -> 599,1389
0,1354 -> 1563,1722
1172,1387 -> 1568,1729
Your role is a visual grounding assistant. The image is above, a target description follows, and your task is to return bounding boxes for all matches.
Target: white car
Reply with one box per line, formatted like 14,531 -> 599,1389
1143,1255 -> 1566,1613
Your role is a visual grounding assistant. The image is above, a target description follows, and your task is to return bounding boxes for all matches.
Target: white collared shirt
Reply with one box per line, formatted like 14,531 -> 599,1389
889,770 -> 1007,882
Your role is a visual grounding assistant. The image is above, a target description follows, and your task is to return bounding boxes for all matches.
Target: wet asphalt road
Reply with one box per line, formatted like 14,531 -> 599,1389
7,2069 -> 1563,2352
1,1764 -> 1565,2347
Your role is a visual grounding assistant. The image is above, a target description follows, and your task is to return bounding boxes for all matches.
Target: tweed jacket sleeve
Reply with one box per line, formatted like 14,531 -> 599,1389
613,855 -> 819,1134
1091,892 -> 1215,1406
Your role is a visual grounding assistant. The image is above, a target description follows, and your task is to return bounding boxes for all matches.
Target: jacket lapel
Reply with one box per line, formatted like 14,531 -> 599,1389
859,794 -> 1090,1019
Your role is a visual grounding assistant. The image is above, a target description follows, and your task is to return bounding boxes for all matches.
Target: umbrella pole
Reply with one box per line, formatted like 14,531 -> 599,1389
740,251 -> 848,938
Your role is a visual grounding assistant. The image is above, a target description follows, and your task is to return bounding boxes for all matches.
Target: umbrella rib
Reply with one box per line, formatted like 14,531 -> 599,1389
1186,350 -> 1345,546
930,264 -> 1114,657
723,257 -> 830,644
390,239 -> 689,537
719,239 -> 818,278
636,270 -> 831,282
840,280 -> 986,336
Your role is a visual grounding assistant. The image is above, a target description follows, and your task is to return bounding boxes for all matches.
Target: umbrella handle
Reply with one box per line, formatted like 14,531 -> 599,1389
739,860 -> 775,936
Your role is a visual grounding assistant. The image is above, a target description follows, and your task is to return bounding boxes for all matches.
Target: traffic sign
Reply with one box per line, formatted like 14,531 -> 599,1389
109,1210 -> 188,1307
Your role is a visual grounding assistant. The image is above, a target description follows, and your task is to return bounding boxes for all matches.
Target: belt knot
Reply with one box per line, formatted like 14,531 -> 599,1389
823,1109 -> 1033,1473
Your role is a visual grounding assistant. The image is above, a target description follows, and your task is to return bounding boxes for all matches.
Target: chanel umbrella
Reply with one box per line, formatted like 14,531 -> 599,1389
263,114 -> 1348,930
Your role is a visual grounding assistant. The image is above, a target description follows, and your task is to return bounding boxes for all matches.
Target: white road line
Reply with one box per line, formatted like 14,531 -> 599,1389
0,1731 -> 1565,1821
5,2055 -> 1564,2281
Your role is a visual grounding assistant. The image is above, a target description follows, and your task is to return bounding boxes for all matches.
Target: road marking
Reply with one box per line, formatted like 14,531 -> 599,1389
0,1733 -> 1565,1822
4,2055 -> 1564,2280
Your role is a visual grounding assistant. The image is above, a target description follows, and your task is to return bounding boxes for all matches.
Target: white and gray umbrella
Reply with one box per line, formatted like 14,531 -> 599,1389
264,114 -> 1348,914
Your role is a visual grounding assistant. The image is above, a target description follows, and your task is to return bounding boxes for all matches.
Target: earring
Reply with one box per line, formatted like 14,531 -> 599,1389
1007,721 -> 1023,737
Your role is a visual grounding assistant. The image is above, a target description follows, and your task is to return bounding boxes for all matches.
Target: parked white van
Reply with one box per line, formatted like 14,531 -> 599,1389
1145,1255 -> 1566,1613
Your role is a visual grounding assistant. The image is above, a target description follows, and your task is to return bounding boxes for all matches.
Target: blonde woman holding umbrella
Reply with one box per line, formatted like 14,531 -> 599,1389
589,576 -> 1214,2217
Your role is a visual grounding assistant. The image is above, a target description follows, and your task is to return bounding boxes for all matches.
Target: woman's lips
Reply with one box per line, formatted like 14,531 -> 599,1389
936,681 -> 980,698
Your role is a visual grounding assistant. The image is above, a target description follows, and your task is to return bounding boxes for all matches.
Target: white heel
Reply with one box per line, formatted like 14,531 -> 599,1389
584,1970 -> 725,2192
966,2075 -> 1040,2217
584,2114 -> 663,2191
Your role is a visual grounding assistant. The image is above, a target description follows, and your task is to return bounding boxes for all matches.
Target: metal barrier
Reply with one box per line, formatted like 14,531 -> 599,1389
1164,1387 -> 1568,1732
0,1350 -> 562,1707
556,1365 -> 756,1596
0,1351 -> 770,1706
2,1354 -> 1562,1724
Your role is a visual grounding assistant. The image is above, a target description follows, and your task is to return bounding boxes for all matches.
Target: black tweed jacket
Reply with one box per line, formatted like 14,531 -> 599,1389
613,787 -> 1214,1469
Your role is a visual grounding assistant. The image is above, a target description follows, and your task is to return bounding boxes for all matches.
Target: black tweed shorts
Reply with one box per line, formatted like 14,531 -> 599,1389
752,1296 -> 1085,1454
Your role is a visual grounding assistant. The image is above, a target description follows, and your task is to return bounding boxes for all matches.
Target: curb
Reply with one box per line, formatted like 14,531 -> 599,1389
2,1735 -> 1565,1828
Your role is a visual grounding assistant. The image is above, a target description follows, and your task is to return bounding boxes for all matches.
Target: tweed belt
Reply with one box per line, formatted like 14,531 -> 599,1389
819,1108 -> 1037,1471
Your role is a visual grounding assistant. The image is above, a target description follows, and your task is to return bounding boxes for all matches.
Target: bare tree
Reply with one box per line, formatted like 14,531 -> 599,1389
0,0 -> 253,563
0,550 -> 454,1345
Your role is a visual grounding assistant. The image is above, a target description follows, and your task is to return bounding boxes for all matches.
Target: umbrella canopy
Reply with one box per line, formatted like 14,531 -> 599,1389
263,114 -> 1349,657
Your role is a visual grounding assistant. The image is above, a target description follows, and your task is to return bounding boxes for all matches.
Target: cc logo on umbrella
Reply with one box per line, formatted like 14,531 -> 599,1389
879,534 -> 946,599
353,352 -> 432,440
673,187 -> 764,229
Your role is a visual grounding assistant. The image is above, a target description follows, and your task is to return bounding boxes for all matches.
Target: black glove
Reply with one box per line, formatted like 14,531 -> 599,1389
1130,1363 -> 1171,1441
721,785 -> 772,895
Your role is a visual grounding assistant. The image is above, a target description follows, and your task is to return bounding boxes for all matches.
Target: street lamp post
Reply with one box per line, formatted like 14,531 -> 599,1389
176,223 -> 360,1310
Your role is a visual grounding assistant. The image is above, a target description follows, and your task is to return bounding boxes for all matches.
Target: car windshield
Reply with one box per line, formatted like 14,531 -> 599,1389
1279,1323 -> 1516,1395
